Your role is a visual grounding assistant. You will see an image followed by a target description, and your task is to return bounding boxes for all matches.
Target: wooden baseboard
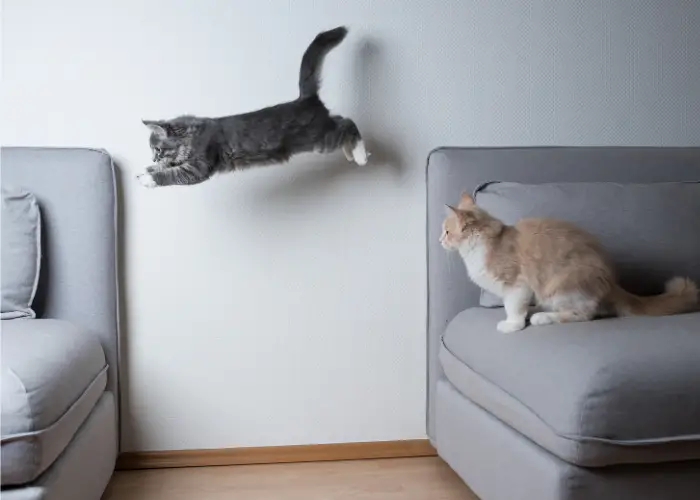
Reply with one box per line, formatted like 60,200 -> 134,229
117,439 -> 436,470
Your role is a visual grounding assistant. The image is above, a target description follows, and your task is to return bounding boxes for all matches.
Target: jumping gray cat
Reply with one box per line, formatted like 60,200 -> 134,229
138,26 -> 368,188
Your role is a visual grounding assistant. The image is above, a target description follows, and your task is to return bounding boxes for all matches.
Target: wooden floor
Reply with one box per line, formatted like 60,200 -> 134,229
103,457 -> 478,500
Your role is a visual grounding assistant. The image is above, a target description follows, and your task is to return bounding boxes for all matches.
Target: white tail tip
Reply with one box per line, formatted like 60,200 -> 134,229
665,277 -> 698,296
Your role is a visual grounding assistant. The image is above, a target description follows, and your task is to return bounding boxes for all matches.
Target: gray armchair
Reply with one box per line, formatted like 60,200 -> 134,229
426,147 -> 700,500
1,147 -> 120,500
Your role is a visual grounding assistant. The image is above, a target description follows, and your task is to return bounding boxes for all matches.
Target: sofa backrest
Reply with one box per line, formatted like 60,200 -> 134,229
426,146 -> 700,442
1,147 -> 120,445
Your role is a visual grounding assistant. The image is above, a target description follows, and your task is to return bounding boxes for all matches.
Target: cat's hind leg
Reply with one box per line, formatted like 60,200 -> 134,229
530,310 -> 595,326
342,144 -> 354,162
530,293 -> 598,326
326,117 -> 368,166
349,138 -> 368,166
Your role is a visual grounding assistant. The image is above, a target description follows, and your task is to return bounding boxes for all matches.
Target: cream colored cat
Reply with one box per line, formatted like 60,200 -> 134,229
441,193 -> 699,333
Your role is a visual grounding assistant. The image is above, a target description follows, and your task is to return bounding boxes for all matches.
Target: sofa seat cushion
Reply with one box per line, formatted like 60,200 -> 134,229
1,319 -> 107,486
440,307 -> 700,467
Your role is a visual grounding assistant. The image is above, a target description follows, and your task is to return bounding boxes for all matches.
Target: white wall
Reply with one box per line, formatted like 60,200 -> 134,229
3,0 -> 700,452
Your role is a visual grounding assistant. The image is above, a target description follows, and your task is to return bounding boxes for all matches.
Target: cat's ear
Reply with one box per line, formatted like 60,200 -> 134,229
458,192 -> 475,209
445,204 -> 460,216
142,120 -> 168,138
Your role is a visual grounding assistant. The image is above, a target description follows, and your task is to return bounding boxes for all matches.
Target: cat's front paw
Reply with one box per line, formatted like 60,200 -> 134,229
497,319 -> 526,333
530,312 -> 554,326
136,172 -> 157,188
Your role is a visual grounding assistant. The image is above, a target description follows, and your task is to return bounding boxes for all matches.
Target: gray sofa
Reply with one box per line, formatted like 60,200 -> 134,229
1,148 -> 119,499
427,147 -> 700,500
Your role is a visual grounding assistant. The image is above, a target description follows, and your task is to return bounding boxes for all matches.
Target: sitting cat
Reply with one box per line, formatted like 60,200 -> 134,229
138,26 -> 367,188
440,193 -> 698,333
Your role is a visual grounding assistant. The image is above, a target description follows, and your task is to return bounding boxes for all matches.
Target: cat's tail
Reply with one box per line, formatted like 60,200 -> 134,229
299,26 -> 348,99
610,277 -> 699,317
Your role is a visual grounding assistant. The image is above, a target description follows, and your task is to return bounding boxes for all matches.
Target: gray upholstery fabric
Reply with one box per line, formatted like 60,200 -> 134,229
475,181 -> 700,307
426,146 -> 700,441
436,379 -> 700,500
1,393 -> 117,500
1,320 -> 107,485
440,307 -> 700,467
1,186 -> 42,319
0,147 -> 120,440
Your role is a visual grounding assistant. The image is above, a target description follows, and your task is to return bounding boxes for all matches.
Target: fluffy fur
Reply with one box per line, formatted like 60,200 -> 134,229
441,193 -> 699,333
138,26 -> 368,188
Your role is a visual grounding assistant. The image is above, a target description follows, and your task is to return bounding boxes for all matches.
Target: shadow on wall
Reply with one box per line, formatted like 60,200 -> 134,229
244,35 -> 408,207
353,36 -> 407,178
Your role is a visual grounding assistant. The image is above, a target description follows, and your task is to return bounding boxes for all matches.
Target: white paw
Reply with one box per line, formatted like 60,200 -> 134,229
342,144 -> 354,162
137,172 -> 157,188
352,140 -> 368,166
530,312 -> 554,326
497,319 -> 525,334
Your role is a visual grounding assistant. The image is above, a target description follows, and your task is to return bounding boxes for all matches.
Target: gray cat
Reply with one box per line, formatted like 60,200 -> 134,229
138,26 -> 368,188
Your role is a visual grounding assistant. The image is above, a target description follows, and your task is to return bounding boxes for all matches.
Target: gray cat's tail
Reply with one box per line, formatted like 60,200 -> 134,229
299,26 -> 348,98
